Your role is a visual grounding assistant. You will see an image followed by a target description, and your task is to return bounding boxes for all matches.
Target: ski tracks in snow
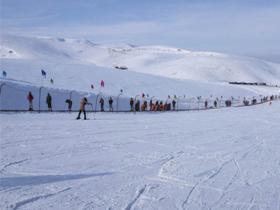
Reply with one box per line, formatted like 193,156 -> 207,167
0,159 -> 28,174
124,185 -> 148,210
10,187 -> 71,210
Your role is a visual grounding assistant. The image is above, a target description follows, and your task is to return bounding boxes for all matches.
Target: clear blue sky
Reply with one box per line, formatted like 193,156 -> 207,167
1,0 -> 280,61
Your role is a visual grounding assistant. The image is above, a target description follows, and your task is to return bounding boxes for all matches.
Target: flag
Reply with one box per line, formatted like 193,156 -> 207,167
2,70 -> 7,78
101,80 -> 105,87
41,69 -> 46,78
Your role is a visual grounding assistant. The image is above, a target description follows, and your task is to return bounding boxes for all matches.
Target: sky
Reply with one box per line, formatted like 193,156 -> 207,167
1,0 -> 280,62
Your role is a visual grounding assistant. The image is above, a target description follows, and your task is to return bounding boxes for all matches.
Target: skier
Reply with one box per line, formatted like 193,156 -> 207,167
172,99 -> 176,111
99,97 -> 105,111
76,97 -> 89,120
141,101 -> 147,111
160,101 -> 164,111
65,98 -> 73,112
149,99 -> 153,111
154,101 -> 159,111
109,97 -> 113,112
214,100 -> 218,108
204,100 -> 208,109
46,93 -> 52,111
135,100 -> 140,112
130,98 -> 134,111
27,91 -> 34,111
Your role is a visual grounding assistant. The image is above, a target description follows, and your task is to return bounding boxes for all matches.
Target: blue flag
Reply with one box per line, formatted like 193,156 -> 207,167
2,71 -> 7,78
41,69 -> 46,78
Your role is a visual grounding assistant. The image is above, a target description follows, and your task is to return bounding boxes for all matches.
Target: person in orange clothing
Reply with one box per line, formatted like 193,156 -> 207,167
76,97 -> 89,120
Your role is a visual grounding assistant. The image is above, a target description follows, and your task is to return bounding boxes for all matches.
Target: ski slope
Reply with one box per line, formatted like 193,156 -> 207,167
1,101 -> 280,209
1,34 -> 280,102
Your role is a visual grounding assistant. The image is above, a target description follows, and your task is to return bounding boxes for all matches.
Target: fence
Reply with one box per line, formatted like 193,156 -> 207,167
0,81 -> 279,112
0,81 -> 130,112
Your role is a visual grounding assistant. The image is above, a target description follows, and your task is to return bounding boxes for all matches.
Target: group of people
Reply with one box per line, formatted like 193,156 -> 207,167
26,91 -> 279,114
129,97 -> 177,112
27,91 -> 53,111
98,97 -> 113,112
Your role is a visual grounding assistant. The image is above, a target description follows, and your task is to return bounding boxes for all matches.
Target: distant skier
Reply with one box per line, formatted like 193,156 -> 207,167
65,98 -> 73,112
46,93 -> 52,111
214,100 -> 218,108
130,98 -> 134,111
99,97 -> 105,111
172,99 -> 176,111
204,100 -> 208,109
109,97 -> 113,112
27,91 -> 34,111
76,97 -> 89,120
135,100 -> 140,112
149,99 -> 153,111
141,101 -> 147,111
159,101 -> 164,111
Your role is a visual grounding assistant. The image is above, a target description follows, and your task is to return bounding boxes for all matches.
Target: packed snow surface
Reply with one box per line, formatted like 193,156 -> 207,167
1,101 -> 280,209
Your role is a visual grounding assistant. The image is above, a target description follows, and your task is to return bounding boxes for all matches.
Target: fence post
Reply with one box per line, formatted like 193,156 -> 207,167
38,86 -> 44,113
197,97 -> 201,111
0,82 -> 6,95
116,92 -> 123,112
177,96 -> 181,111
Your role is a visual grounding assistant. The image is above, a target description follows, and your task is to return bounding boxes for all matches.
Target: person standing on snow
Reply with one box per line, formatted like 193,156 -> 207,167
149,99 -> 153,111
27,91 -> 34,111
99,97 -> 105,111
214,100 -> 218,108
76,97 -> 90,120
130,98 -> 134,111
109,97 -> 113,112
172,99 -> 176,111
204,100 -> 208,109
135,100 -> 140,112
65,98 -> 73,112
46,93 -> 52,111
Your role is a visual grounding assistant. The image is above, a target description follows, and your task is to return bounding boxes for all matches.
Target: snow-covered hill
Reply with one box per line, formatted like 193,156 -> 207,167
1,34 -> 280,102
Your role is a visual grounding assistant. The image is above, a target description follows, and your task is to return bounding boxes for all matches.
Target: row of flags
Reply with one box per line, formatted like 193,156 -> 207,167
41,69 -> 54,84
2,69 -> 107,89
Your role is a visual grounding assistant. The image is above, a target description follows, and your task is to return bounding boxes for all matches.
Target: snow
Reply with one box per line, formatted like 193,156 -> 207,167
1,34 -> 280,110
1,101 -> 280,209
1,34 -> 280,209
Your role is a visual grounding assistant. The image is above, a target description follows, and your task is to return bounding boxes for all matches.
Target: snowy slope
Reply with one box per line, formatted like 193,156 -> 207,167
2,34 -> 280,84
1,102 -> 280,209
1,34 -> 280,105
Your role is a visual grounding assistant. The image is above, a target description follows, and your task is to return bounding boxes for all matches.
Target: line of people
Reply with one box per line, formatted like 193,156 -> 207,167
129,97 -> 177,112
26,91 -> 279,112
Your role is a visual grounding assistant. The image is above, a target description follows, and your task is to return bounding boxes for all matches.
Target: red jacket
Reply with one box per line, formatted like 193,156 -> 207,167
27,93 -> 34,102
